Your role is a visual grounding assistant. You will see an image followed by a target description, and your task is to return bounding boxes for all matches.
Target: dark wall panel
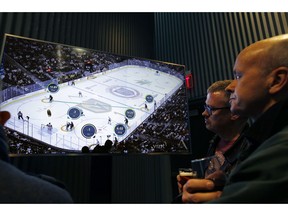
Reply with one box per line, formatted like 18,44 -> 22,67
0,12 -> 154,59
111,154 -> 173,203
10,154 -> 193,203
154,12 -> 288,99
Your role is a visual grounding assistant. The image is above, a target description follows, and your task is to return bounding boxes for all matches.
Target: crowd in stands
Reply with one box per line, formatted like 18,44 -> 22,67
112,86 -> 190,153
2,36 -> 184,93
2,36 -> 127,90
1,59 -> 35,89
128,58 -> 184,80
4,127 -> 71,155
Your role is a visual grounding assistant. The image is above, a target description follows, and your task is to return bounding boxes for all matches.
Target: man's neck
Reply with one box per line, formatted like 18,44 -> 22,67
216,134 -> 240,153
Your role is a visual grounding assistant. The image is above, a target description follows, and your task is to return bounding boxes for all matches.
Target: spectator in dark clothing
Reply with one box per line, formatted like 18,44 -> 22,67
0,111 -> 73,203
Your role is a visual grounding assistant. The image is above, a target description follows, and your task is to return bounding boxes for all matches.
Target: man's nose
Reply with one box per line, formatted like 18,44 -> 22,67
225,80 -> 236,93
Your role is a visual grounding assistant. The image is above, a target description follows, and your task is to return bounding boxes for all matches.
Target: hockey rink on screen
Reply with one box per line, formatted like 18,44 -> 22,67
1,65 -> 183,151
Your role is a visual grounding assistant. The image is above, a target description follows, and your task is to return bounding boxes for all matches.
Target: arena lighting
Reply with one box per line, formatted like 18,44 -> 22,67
185,73 -> 193,89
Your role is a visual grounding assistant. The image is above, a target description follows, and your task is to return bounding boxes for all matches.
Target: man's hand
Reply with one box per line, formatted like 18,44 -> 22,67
182,178 -> 222,203
181,170 -> 226,203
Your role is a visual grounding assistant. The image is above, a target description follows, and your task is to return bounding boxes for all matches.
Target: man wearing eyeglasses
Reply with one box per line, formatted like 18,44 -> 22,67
176,80 -> 248,203
202,80 -> 248,176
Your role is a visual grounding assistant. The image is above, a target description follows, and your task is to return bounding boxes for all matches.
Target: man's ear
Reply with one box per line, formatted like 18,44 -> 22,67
269,67 -> 288,94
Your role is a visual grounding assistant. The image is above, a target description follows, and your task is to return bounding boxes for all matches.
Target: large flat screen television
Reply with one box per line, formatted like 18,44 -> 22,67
0,34 -> 191,154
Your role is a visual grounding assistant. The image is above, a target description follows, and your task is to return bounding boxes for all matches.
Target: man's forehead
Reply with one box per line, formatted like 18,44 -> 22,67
207,91 -> 228,101
211,91 -> 224,96
233,48 -> 263,72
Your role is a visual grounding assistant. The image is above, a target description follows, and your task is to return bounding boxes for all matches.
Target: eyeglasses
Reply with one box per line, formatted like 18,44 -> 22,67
203,104 -> 230,115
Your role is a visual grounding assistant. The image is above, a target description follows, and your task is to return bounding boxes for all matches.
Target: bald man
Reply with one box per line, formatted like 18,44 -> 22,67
182,34 -> 288,203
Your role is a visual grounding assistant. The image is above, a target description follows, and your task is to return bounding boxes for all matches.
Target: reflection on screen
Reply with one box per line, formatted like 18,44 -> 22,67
0,34 -> 191,154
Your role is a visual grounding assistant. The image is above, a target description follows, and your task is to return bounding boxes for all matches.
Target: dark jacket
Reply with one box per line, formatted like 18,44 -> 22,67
212,99 -> 288,203
0,125 -> 73,203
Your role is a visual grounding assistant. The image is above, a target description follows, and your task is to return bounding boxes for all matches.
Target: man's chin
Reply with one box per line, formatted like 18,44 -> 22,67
230,106 -> 243,116
230,108 -> 239,115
